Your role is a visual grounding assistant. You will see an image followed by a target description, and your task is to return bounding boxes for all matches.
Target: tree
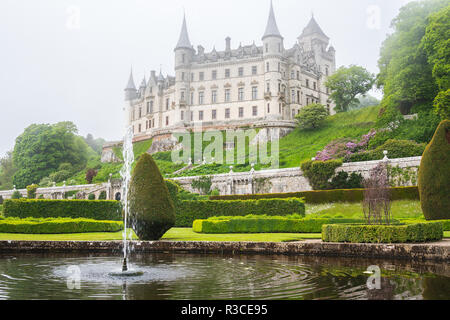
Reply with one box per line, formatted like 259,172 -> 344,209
84,134 -> 106,155
12,122 -> 90,188
295,103 -> 329,129
128,153 -> 175,240
26,184 -> 38,199
418,120 -> 450,220
85,168 -> 98,184
325,65 -> 375,113
0,152 -> 16,190
377,0 -> 447,122
433,89 -> 450,120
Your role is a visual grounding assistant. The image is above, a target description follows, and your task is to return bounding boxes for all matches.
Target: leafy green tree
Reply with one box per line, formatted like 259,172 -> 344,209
377,0 -> 447,123
84,134 -> 106,155
433,89 -> 450,120
325,65 -> 375,113
12,122 -> 90,188
26,184 -> 38,199
11,190 -> 22,199
0,152 -> 16,190
295,103 -> 329,129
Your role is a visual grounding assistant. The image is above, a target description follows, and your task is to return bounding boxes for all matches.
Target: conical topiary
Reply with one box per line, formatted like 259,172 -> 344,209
418,120 -> 450,220
128,153 -> 176,240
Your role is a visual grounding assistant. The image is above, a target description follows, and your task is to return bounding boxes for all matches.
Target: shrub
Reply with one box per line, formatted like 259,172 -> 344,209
11,191 -> 22,199
0,217 -> 123,234
347,139 -> 426,162
301,160 -> 343,190
329,172 -> 363,190
322,222 -> 443,243
295,103 -> 329,130
191,176 -> 212,195
0,195 -> 3,205
26,184 -> 38,199
98,191 -> 107,200
49,170 -> 71,183
128,153 -> 175,240
209,186 -> 419,203
3,199 -> 122,221
88,194 -> 96,200
176,198 -> 305,227
193,216 -> 367,234
85,168 -> 98,184
418,120 -> 450,220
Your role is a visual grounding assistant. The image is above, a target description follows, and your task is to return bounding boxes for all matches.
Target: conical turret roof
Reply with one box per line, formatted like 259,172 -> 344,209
300,15 -> 329,39
175,14 -> 193,50
262,1 -> 283,40
125,69 -> 136,90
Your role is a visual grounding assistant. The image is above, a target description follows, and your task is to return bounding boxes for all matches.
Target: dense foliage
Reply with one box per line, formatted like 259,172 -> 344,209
0,217 -> 123,234
295,103 -> 329,129
3,199 -> 122,220
26,184 -> 38,199
175,198 -> 305,227
128,153 -> 176,240
418,120 -> 450,220
376,0 -> 449,133
301,160 -> 343,190
0,152 -> 16,190
325,65 -> 375,113
12,122 -> 91,188
322,222 -> 443,243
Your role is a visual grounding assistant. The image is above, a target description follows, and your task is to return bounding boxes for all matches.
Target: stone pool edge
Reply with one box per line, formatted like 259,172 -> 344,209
0,239 -> 449,262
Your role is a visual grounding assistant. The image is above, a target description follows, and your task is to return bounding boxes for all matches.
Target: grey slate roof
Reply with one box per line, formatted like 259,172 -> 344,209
300,16 -> 329,39
175,15 -> 193,50
262,1 -> 282,40
125,69 -> 136,90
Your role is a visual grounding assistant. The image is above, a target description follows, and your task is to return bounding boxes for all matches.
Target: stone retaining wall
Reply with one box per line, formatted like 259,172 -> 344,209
0,239 -> 448,262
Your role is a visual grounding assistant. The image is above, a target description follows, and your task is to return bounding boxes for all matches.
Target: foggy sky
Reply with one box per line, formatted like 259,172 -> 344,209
0,0 -> 413,157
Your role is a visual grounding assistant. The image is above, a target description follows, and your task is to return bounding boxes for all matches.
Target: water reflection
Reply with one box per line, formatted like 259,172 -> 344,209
0,253 -> 448,300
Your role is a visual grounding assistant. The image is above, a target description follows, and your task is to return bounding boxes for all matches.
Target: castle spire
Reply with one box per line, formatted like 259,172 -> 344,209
262,0 -> 283,40
300,14 -> 329,40
175,13 -> 193,50
125,68 -> 136,90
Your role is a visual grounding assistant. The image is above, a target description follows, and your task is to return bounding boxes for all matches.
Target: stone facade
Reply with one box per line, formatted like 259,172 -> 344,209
119,2 -> 336,156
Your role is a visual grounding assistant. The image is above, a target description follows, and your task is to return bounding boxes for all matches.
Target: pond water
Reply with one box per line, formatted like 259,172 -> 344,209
0,253 -> 448,300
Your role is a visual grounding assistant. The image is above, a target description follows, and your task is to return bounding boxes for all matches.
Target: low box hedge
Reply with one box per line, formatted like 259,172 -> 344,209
399,219 -> 450,231
322,222 -> 443,243
3,199 -> 122,221
209,186 -> 419,204
193,216 -> 368,234
0,217 -> 123,234
176,198 -> 305,227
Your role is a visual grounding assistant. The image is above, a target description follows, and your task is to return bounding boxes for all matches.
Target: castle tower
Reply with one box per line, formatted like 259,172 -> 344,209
174,14 -> 194,126
262,0 -> 284,120
124,68 -> 137,126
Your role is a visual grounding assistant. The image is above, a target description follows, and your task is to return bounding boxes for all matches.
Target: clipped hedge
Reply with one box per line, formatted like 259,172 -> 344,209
193,216 -> 368,234
0,217 -> 123,234
209,186 -> 419,204
322,222 -> 443,243
3,199 -> 122,221
176,198 -> 305,227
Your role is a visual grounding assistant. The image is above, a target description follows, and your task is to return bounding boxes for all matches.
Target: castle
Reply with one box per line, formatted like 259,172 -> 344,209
115,1 -> 336,157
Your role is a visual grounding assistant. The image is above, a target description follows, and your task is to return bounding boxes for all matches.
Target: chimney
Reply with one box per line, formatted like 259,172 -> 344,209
151,70 -> 156,79
197,45 -> 205,55
226,37 -> 231,51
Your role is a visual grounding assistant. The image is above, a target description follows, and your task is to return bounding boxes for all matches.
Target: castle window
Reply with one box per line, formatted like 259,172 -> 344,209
225,69 -> 230,78
212,70 -> 217,80
267,103 -> 270,113
146,102 -> 150,113
313,82 -> 317,90
266,82 -> 270,93
152,119 -> 155,127
291,71 -> 295,79
238,67 -> 244,77
139,108 -> 142,118
326,87 -> 329,94
279,103 -> 282,113
297,71 -> 300,80
199,72 -> 204,81
326,67 -> 329,76
252,87 -> 258,100
252,106 -> 258,116
292,109 -> 296,118
138,124 -> 141,132
225,108 -> 230,119
297,90 -> 300,104
166,116 -> 169,126
252,66 -> 257,75
181,91 -> 185,101
181,111 -> 184,121
199,92 -> 204,105
190,92 -> 194,105
166,99 -> 170,110
306,79 -> 310,88
225,89 -> 230,102
212,90 -> 217,103
191,111 -> 193,121
291,90 -> 296,103
266,62 -> 270,72
199,111 -> 204,121
238,88 -> 244,101
212,109 -> 217,120
265,43 -> 268,53
239,107 -> 244,118
306,98 -> 310,105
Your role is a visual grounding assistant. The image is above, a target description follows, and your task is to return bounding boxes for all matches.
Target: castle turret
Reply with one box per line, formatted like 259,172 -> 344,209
124,68 -> 137,101
262,0 -> 284,120
174,14 -> 194,125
